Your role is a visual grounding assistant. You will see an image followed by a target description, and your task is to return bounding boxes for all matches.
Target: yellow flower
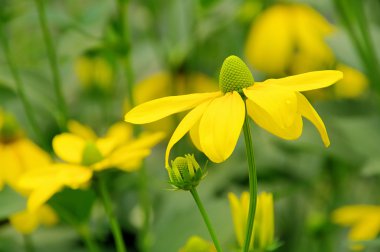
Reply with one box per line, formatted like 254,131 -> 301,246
0,110 -> 51,192
179,236 -> 217,252
332,205 -> 380,251
75,55 -> 114,91
125,55 -> 342,166
228,191 -> 275,250
245,4 -> 334,75
18,121 -> 163,211
334,64 -> 368,98
9,205 -> 58,234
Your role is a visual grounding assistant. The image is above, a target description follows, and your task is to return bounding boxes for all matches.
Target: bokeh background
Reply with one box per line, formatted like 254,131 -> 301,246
1,0 -> 380,251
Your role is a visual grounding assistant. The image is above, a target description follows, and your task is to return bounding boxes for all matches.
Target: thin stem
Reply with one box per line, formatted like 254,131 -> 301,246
0,22 -> 47,148
115,1 -> 150,251
34,0 -> 68,128
190,187 -> 223,252
97,175 -> 127,252
23,234 -> 35,252
242,102 -> 258,252
77,225 -> 100,252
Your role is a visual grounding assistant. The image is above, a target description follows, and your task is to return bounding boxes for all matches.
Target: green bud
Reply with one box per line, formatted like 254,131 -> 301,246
219,55 -> 254,93
82,141 -> 103,166
166,154 -> 206,190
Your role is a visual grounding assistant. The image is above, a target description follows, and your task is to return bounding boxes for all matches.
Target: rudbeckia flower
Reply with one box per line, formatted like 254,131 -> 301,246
228,191 -> 275,250
245,4 -> 335,75
332,205 -> 380,250
125,55 -> 343,166
19,121 -> 164,211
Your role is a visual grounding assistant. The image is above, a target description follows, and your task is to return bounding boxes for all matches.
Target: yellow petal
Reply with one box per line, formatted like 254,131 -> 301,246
37,205 -> 58,226
189,120 -> 202,152
296,93 -> 330,147
125,92 -> 221,124
28,183 -> 62,212
228,192 -> 245,247
348,216 -> 380,242
67,120 -> 97,140
246,99 -> 303,140
335,64 -> 368,98
10,210 -> 39,234
332,205 -> 380,226
263,71 -> 343,91
58,164 -> 93,188
244,84 -> 298,129
53,133 -> 86,164
93,149 -> 151,171
245,4 -> 293,75
199,92 -> 244,163
165,101 -> 211,167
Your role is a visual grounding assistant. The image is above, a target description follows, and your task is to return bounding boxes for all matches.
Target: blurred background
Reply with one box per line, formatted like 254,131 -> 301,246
1,0 -> 380,251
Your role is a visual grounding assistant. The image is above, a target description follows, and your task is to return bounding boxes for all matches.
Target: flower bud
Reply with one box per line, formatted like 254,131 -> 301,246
166,154 -> 206,190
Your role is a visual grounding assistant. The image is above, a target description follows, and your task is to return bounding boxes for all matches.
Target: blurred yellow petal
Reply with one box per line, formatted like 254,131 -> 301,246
37,205 -> 59,226
105,122 -> 133,143
67,120 -> 97,140
332,205 -> 380,226
246,99 -> 303,140
335,64 -> 368,98
348,217 -> 380,242
122,132 -> 164,152
10,210 -> 39,234
244,84 -> 298,129
53,133 -> 86,164
296,93 -> 330,147
228,192 -> 246,247
245,4 -> 293,75
93,149 -> 150,171
125,92 -> 221,124
262,71 -> 343,91
165,101 -> 211,167
199,92 -> 244,163
28,183 -> 62,212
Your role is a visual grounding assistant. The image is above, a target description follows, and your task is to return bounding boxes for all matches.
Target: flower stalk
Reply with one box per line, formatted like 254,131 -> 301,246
34,0 -> 68,128
97,175 -> 127,252
242,101 -> 258,252
190,187 -> 223,252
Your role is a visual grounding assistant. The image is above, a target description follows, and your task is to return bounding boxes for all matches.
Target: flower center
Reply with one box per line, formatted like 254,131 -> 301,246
219,55 -> 254,93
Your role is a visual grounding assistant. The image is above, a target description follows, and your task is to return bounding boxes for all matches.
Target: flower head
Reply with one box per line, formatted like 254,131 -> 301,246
228,191 -> 275,250
125,55 -> 342,166
166,154 -> 206,190
332,205 -> 380,250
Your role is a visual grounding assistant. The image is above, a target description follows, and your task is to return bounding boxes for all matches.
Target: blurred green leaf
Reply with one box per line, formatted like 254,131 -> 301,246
0,185 -> 26,220
49,188 -> 96,225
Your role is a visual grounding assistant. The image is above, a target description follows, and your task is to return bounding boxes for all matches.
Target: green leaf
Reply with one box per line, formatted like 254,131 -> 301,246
0,185 -> 26,220
48,188 -> 96,225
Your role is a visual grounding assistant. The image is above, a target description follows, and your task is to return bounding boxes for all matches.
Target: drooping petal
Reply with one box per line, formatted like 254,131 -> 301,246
53,133 -> 86,164
189,120 -> 202,152
296,93 -> 330,147
67,120 -> 97,140
348,217 -> 380,242
165,101 -> 211,167
332,205 -> 380,226
125,92 -> 221,124
262,70 -> 343,91
228,192 -> 245,247
199,92 -> 245,163
244,84 -> 298,129
27,183 -> 62,212
93,149 -> 151,171
246,99 -> 303,140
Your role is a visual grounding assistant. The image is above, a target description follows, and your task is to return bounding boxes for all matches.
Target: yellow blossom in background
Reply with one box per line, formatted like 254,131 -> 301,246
228,192 -> 275,250
245,4 -> 335,76
334,64 -> 368,98
179,236 -> 217,252
75,55 -> 114,91
332,205 -> 380,251
124,72 -> 218,133
125,55 -> 342,166
9,205 -> 58,234
18,121 -> 164,211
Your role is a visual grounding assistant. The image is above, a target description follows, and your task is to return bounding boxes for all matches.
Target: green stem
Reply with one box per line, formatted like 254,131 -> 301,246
97,175 -> 127,252
77,225 -> 100,252
23,234 -> 35,252
190,187 -> 223,252
115,1 -> 151,251
0,22 -> 46,148
34,0 -> 68,128
242,102 -> 258,252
